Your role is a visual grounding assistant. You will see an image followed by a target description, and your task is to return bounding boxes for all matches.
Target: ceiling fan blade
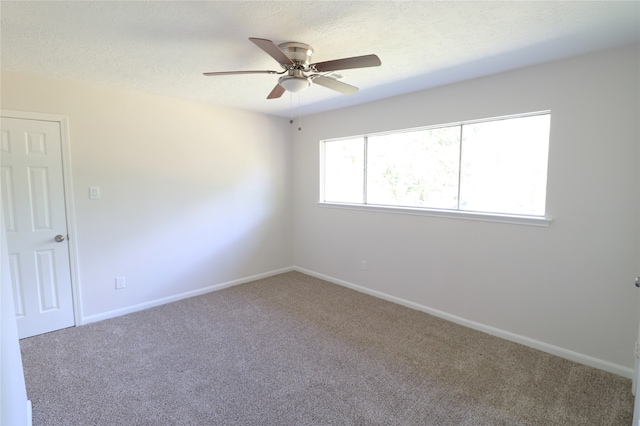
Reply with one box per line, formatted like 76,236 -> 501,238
249,37 -> 294,66
312,54 -> 381,72
267,84 -> 286,99
312,76 -> 359,95
203,70 -> 279,76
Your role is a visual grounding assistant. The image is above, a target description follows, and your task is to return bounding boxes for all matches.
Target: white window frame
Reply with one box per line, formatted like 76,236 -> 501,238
319,111 -> 552,227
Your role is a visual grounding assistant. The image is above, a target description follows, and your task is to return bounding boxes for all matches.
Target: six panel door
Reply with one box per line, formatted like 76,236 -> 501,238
1,116 -> 75,338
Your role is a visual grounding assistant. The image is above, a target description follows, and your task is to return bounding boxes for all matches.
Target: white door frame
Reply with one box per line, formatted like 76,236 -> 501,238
634,145 -> 640,425
1,109 -> 83,328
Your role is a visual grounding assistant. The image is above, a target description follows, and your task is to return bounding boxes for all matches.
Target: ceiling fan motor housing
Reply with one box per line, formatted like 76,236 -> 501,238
276,42 -> 314,93
278,42 -> 314,67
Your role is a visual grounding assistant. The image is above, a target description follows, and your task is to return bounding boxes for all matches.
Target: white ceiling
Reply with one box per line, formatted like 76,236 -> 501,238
1,1 -> 639,118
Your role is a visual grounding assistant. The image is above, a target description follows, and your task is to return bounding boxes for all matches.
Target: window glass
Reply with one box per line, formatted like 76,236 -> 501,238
459,114 -> 550,215
323,138 -> 364,203
321,112 -> 550,218
367,127 -> 460,209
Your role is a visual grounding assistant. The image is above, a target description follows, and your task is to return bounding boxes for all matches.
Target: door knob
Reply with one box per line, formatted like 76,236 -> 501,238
636,277 -> 640,288
55,234 -> 65,242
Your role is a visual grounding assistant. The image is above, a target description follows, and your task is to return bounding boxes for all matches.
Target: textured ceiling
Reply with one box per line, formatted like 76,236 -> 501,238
1,1 -> 639,118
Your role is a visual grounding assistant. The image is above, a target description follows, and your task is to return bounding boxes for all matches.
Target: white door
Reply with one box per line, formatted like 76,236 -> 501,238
1,116 -> 75,338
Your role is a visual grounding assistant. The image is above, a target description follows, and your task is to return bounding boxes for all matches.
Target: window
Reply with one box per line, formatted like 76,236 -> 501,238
320,112 -> 551,222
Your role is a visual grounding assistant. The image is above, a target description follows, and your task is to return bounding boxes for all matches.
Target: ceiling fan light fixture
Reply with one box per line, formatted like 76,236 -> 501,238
278,75 -> 310,93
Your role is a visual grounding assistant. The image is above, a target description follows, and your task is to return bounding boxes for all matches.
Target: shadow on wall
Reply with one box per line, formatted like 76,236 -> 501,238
123,169 -> 276,285
76,135 -> 288,315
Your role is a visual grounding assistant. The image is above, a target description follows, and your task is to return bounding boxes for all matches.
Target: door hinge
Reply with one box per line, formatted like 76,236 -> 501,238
635,342 -> 639,359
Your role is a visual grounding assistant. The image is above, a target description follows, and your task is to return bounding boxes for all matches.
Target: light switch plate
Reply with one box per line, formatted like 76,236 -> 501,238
89,186 -> 101,199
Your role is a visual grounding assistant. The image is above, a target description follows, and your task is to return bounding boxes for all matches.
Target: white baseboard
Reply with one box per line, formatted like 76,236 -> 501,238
294,266 -> 633,379
79,265 -> 632,379
82,267 -> 294,325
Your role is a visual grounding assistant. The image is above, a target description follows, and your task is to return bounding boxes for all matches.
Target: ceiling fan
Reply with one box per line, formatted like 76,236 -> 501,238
203,37 -> 381,99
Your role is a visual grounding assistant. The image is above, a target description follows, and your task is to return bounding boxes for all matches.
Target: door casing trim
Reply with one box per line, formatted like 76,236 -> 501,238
1,109 -> 83,327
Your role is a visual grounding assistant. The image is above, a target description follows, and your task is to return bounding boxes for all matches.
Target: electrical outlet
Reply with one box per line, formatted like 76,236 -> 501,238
115,276 -> 126,289
361,260 -> 367,271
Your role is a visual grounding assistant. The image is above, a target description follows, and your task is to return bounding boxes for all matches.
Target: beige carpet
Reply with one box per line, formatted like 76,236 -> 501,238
20,271 -> 633,425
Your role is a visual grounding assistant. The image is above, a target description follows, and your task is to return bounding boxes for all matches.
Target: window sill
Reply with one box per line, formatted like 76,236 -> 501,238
317,202 -> 552,227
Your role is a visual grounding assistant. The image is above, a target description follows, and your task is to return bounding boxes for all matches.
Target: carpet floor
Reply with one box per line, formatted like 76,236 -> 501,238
20,271 -> 633,425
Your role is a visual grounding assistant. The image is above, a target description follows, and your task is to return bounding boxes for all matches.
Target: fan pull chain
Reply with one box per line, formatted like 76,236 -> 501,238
288,93 -> 302,131
297,94 -> 302,131
289,92 -> 294,125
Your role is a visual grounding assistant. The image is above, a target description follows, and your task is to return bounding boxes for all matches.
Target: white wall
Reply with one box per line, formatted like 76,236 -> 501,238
0,72 -> 293,320
293,44 -> 640,375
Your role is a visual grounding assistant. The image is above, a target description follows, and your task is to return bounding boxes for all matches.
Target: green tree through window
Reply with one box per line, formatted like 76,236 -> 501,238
321,112 -> 550,217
